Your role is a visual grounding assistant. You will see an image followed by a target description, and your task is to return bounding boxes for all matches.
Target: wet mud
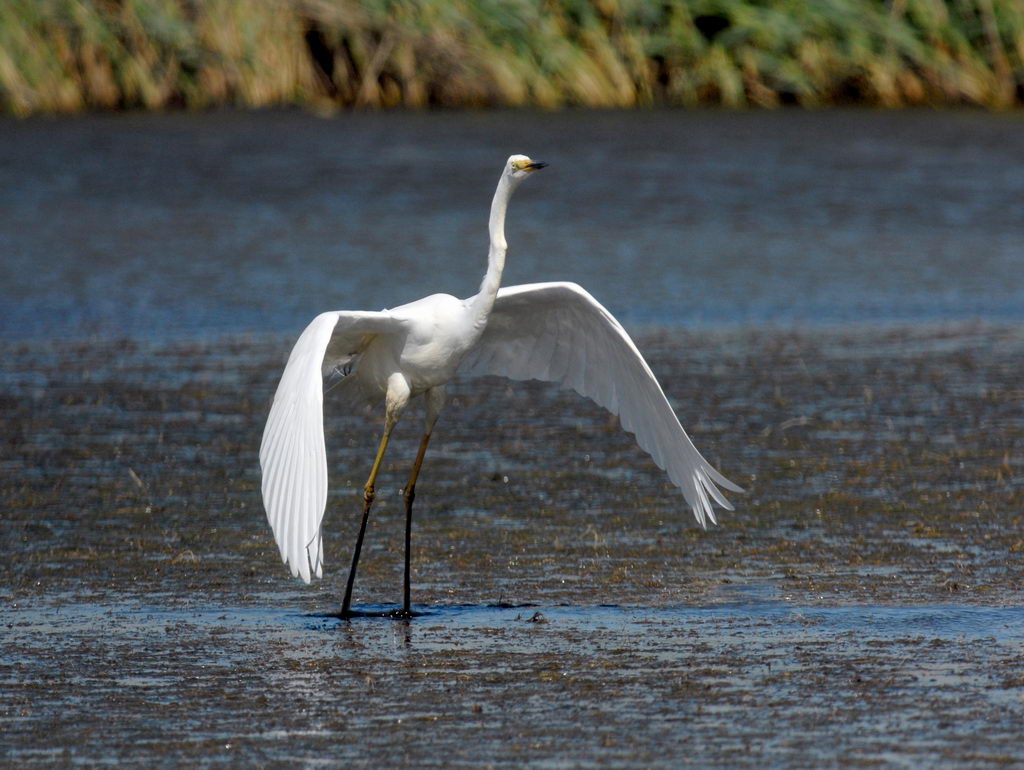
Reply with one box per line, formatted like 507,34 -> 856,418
2,324 -> 1023,767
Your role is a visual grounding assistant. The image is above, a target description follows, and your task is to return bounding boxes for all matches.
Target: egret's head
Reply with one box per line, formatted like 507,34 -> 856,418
507,154 -> 548,181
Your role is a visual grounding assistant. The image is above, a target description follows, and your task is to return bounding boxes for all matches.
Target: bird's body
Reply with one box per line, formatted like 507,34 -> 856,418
260,155 -> 742,616
333,292 -> 477,399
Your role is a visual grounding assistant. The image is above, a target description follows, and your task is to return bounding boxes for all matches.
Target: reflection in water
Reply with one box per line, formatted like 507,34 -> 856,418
1,110 -> 1022,341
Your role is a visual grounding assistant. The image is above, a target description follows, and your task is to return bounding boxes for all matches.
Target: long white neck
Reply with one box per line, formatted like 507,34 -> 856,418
469,172 -> 515,324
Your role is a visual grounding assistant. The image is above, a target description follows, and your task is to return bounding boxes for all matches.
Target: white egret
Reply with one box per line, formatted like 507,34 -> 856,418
260,155 -> 742,618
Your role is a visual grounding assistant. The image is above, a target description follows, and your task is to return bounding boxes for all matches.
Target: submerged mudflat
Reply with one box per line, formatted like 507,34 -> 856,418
2,324 -> 1023,767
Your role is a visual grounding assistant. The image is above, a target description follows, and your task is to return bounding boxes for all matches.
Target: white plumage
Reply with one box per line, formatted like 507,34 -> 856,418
260,310 -> 402,582
463,281 -> 742,516
260,155 -> 742,614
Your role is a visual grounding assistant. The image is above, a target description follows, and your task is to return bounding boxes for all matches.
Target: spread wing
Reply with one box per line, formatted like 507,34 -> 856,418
259,310 -> 406,582
460,282 -> 742,527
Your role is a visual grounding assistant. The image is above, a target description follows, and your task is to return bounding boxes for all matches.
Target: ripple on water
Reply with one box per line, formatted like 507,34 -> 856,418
5,596 -> 1024,766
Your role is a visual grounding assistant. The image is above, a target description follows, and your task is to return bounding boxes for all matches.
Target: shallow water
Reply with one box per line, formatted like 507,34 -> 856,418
2,110 -> 1024,341
6,597 -> 1024,767
2,111 -> 1024,767
4,324 -> 1024,766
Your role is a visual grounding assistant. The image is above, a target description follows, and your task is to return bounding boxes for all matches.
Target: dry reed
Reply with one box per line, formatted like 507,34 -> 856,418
1,0 -> 1023,115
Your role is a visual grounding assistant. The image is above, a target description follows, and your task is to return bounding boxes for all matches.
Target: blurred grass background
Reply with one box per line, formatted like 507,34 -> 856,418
1,0 -> 1023,115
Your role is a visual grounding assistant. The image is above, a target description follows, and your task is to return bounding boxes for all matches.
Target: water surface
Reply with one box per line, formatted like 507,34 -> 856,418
2,110 -> 1023,341
2,111 -> 1023,767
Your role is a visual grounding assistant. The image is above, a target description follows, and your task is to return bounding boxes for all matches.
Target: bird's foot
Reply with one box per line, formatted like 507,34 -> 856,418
331,606 -> 423,620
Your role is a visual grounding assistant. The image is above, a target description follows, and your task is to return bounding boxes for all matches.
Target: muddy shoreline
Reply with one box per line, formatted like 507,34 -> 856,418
2,324 -> 1023,766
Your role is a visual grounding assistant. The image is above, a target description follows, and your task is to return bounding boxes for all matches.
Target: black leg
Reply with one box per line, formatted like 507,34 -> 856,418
339,422 -> 394,618
340,487 -> 375,617
400,431 -> 432,616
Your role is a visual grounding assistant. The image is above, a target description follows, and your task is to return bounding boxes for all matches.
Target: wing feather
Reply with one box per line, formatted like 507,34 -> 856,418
260,310 -> 406,582
461,282 -> 742,527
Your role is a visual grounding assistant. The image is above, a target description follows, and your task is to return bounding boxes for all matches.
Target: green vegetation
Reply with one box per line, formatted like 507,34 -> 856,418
2,0 -> 1023,114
